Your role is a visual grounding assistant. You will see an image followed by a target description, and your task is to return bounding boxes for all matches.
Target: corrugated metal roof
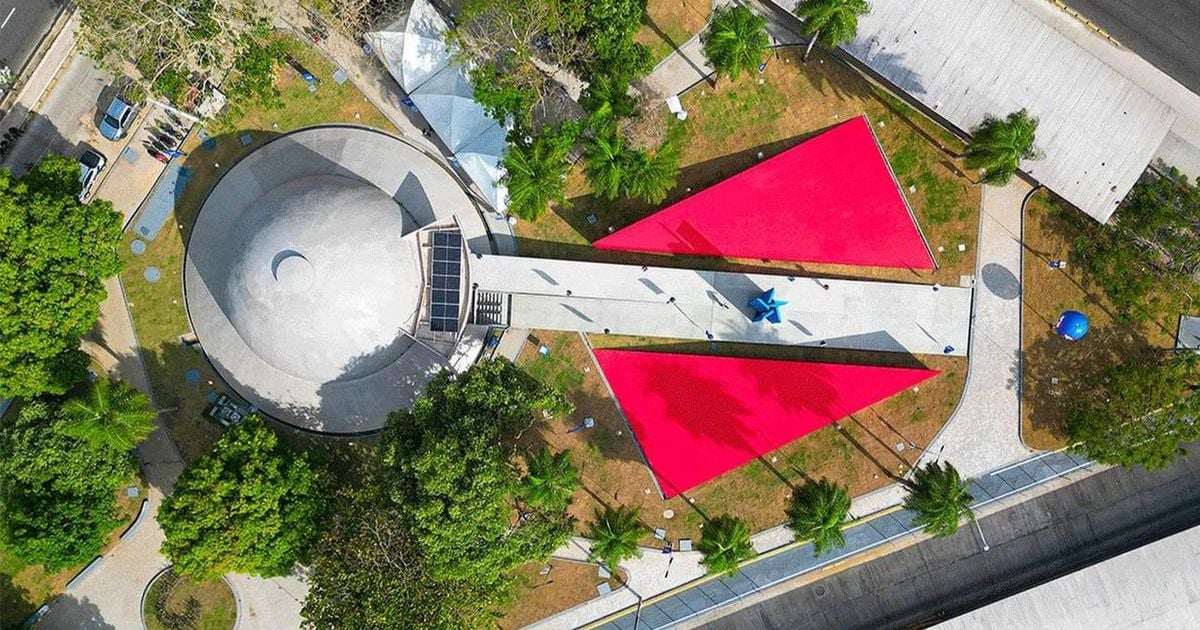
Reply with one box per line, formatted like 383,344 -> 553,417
835,0 -> 1177,222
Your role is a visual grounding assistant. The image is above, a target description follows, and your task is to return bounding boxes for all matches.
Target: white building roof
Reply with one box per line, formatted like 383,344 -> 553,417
786,0 -> 1179,222
368,0 -> 508,211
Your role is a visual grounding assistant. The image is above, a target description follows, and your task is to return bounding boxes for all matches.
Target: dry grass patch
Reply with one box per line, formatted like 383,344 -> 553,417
515,330 -> 964,544
634,0 -> 713,63
1021,192 -> 1182,449
516,47 -> 979,288
499,560 -> 627,629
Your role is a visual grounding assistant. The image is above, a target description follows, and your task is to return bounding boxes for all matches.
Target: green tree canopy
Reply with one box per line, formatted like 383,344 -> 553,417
61,378 -> 156,452
587,504 -> 643,570
380,359 -> 573,586
520,447 -> 582,513
301,491 -> 500,630
583,130 -> 629,200
787,477 -> 851,555
0,155 -> 122,399
903,461 -> 974,538
0,400 -> 133,569
582,120 -> 682,203
159,416 -> 327,580
696,514 -> 755,576
794,0 -> 871,60
964,109 -> 1043,186
502,124 -> 580,221
1067,352 -> 1200,470
702,5 -> 770,83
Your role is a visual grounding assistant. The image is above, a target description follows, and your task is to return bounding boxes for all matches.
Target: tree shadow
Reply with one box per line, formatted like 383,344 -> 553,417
37,594 -> 116,629
0,568 -> 35,630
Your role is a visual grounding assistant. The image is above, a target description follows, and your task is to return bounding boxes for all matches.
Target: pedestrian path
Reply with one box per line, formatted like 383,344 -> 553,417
533,449 -> 1093,630
917,181 -> 1036,478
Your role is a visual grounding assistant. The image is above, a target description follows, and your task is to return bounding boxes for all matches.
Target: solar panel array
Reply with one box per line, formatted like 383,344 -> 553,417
429,232 -> 462,332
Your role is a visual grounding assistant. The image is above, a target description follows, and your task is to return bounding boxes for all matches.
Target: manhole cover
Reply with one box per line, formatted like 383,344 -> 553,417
185,368 -> 202,384
144,266 -> 161,283
130,239 -> 147,255
814,585 -> 827,598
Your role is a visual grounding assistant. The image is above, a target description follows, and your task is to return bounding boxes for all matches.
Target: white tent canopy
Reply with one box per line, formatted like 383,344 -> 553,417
368,0 -> 508,211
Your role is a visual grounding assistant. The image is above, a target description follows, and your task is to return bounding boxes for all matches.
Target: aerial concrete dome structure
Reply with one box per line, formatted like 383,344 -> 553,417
185,126 -> 489,434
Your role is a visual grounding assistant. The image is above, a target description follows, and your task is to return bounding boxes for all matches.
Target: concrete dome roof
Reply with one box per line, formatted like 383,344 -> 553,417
184,126 -> 488,435
221,174 -> 422,382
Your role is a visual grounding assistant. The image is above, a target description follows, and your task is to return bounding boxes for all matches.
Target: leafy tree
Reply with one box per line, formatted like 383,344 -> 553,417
0,155 -> 122,399
381,359 -> 573,586
471,63 -> 538,124
221,26 -> 287,120
302,492 -> 500,630
520,447 -> 581,513
61,378 -> 156,452
159,416 -> 327,580
1067,352 -> 1200,470
794,0 -> 871,62
964,109 -> 1043,186
502,124 -> 580,221
573,0 -> 653,83
587,505 -> 643,570
787,477 -> 851,555
903,461 -> 974,538
75,0 -> 263,102
696,514 -> 755,576
701,5 -> 770,84
0,401 -> 133,570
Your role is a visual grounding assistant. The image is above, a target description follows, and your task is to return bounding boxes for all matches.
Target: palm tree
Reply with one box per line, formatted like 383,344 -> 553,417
697,514 -> 755,576
787,477 -> 851,555
502,125 -> 577,221
794,0 -> 871,62
623,136 -> 681,204
964,109 -> 1043,186
587,505 -> 643,570
903,461 -> 974,537
581,75 -> 638,127
61,378 -> 157,452
520,447 -> 581,513
583,131 -> 628,200
701,5 -> 770,84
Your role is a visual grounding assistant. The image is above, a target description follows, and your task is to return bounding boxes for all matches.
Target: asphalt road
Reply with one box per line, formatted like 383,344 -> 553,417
1064,0 -> 1200,96
0,0 -> 62,77
697,448 -> 1200,630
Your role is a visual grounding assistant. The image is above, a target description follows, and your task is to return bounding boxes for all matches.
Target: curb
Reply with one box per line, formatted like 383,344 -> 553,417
0,4 -> 71,117
1047,0 -> 1120,45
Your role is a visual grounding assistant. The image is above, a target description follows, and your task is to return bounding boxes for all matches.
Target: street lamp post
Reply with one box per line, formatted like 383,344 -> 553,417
973,518 -> 990,552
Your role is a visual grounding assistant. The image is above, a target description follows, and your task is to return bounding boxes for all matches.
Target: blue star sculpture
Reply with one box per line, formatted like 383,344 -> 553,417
748,288 -> 788,324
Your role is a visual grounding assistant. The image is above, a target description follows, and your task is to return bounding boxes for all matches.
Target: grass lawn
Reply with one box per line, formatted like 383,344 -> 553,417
634,0 -> 713,64
1021,191 -> 1185,449
516,47 -> 979,289
118,34 -> 395,462
0,481 -> 147,630
143,569 -> 237,630
516,330 -> 965,545
499,560 -> 627,629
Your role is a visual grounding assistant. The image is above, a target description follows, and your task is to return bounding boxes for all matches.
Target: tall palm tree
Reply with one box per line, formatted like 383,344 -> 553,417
623,136 -> 681,204
587,505 -> 643,570
697,513 -> 755,576
964,109 -> 1043,186
794,0 -> 872,62
61,378 -> 156,452
580,75 -> 638,127
520,447 -> 581,513
903,461 -> 974,537
701,5 -> 770,84
502,125 -> 576,221
583,131 -> 628,200
787,477 -> 851,555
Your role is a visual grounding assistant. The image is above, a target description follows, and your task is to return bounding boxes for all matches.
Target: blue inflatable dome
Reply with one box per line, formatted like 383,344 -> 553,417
1055,310 -> 1089,341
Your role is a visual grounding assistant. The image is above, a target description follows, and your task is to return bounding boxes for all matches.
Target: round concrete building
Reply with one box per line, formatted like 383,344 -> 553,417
184,126 -> 488,434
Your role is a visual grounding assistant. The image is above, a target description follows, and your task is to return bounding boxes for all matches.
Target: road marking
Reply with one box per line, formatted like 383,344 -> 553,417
0,8 -> 14,30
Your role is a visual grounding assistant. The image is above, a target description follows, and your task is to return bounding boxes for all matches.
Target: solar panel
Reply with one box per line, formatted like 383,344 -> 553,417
429,232 -> 462,332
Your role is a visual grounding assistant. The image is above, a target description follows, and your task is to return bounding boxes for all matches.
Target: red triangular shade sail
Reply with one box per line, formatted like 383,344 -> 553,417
594,115 -> 935,269
593,349 -> 939,497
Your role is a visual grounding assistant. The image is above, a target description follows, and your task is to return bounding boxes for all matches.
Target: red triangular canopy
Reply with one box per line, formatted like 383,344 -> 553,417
593,349 -> 938,497
594,115 -> 935,269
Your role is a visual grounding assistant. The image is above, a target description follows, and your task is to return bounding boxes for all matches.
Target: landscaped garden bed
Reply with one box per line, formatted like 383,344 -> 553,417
515,46 -> 980,289
118,35 -> 395,462
1021,188 -> 1193,449
516,330 -> 965,544
143,568 -> 237,630
499,560 -> 628,630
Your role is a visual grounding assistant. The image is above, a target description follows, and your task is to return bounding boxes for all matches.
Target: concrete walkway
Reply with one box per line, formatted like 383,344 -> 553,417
917,181 -> 1036,479
474,254 -> 972,356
